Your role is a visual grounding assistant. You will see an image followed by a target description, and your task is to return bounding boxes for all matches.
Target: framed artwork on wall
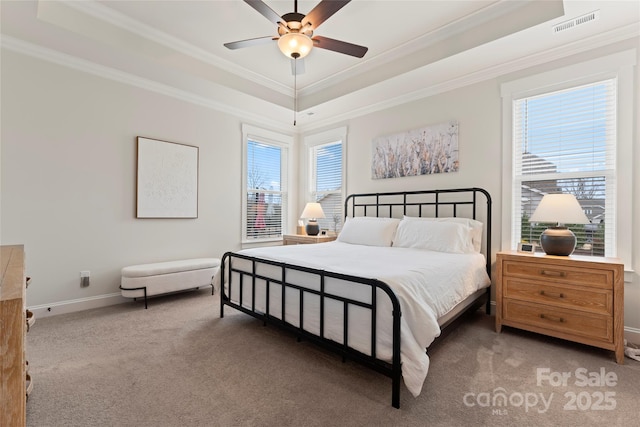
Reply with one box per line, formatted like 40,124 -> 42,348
136,137 -> 199,218
371,120 -> 459,179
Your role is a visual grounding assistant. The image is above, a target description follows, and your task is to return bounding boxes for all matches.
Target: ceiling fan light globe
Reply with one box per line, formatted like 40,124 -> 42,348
278,32 -> 312,59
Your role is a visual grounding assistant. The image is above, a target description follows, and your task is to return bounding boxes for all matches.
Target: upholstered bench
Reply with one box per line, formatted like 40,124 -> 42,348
120,258 -> 220,309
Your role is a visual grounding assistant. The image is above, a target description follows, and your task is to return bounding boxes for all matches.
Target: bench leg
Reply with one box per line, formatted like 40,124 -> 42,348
120,285 -> 149,309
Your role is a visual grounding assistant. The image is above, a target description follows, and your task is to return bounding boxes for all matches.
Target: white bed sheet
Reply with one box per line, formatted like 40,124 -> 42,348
225,241 -> 490,397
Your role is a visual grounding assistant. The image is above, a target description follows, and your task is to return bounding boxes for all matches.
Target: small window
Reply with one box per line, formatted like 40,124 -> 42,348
242,125 -> 291,243
306,128 -> 346,235
311,142 -> 343,233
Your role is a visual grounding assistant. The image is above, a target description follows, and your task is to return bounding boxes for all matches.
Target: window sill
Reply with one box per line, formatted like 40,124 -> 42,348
241,238 -> 283,250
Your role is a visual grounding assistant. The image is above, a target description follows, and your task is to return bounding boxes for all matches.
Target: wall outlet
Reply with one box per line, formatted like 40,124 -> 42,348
80,270 -> 90,288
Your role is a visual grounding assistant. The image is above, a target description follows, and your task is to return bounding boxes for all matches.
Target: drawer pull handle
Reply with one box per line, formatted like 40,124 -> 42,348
541,270 -> 566,277
540,313 -> 565,323
540,290 -> 565,298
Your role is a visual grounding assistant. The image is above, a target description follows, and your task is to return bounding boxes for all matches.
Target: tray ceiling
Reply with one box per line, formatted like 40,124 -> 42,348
1,1 -> 638,130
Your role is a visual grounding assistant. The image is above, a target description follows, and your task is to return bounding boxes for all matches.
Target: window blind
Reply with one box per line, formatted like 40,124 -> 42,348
246,140 -> 287,240
311,142 -> 343,233
513,78 -> 617,257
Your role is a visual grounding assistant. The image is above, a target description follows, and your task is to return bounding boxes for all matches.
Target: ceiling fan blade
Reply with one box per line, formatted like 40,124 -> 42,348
224,36 -> 275,50
244,0 -> 282,25
291,58 -> 306,75
312,35 -> 368,58
301,0 -> 350,30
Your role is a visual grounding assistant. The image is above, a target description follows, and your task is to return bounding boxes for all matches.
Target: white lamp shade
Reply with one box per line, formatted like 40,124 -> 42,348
277,33 -> 313,59
300,202 -> 325,219
529,194 -> 589,224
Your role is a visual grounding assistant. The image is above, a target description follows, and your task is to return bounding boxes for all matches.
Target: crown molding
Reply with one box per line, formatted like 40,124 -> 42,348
1,36 -> 294,134
51,0 -> 560,102
2,15 -> 637,136
301,0 -> 532,97
56,0 -> 290,96
297,23 -> 639,132
300,0 -> 565,105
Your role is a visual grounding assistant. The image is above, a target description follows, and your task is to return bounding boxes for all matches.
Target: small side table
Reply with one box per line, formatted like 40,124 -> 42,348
282,234 -> 337,245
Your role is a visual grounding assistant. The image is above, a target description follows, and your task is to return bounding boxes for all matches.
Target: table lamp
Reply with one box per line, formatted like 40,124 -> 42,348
529,193 -> 589,256
300,202 -> 325,236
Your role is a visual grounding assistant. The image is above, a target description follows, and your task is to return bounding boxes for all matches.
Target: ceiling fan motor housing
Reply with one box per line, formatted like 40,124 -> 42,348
278,12 -> 314,59
278,12 -> 312,36
225,1 -> 368,59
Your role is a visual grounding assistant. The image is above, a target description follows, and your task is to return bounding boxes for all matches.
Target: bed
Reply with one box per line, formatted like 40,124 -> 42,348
219,188 -> 492,408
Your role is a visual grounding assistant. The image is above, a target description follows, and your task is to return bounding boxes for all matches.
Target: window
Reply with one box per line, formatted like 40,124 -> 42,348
242,125 -> 291,243
311,142 -> 343,232
501,50 -> 635,266
514,79 -> 616,257
305,128 -> 346,234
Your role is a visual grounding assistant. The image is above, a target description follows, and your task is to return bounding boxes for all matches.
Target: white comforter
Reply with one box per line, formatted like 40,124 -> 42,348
228,241 -> 490,397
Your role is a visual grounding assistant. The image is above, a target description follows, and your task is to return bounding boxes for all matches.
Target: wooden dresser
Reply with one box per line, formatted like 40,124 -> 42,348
495,250 -> 624,363
1,245 -> 27,426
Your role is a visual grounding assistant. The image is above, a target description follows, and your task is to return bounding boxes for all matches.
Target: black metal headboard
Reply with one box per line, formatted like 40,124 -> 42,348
344,187 -> 492,275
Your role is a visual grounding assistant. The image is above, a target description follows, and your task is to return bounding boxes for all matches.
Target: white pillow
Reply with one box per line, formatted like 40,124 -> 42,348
402,216 -> 483,252
393,219 -> 475,253
337,217 -> 401,247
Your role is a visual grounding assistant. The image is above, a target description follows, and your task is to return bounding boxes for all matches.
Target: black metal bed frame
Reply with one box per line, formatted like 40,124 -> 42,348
220,187 -> 492,408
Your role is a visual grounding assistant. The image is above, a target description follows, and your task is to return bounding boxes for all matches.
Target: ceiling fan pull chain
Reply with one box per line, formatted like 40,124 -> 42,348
294,58 -> 297,126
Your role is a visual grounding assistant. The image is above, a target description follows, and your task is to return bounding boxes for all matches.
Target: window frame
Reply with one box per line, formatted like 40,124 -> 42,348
304,127 -> 347,234
500,50 -> 635,269
241,124 -> 293,245
514,79 -> 617,258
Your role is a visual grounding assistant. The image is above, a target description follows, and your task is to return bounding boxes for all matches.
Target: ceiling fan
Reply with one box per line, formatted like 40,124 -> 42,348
224,0 -> 368,61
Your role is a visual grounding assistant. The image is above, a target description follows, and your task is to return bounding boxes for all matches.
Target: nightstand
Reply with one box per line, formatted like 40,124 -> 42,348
282,234 -> 337,245
495,250 -> 624,363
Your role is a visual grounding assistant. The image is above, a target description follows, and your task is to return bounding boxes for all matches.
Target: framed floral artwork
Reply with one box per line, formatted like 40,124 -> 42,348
372,120 -> 459,179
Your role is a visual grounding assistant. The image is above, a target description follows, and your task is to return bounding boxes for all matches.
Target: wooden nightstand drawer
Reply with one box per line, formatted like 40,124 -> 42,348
282,234 -> 337,245
503,278 -> 612,315
496,251 -> 624,363
502,260 -> 613,290
503,300 -> 613,342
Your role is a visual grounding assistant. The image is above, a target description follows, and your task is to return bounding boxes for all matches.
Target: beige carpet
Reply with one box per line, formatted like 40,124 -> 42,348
25,289 -> 640,426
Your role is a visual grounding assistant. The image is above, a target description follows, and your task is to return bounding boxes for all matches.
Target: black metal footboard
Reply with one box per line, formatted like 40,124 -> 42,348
219,187 -> 492,408
220,252 -> 403,408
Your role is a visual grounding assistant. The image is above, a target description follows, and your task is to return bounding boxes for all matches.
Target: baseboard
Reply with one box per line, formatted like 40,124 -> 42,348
624,327 -> 640,346
28,292 -> 128,318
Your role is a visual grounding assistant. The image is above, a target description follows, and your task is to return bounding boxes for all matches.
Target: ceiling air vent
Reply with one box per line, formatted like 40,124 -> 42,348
553,10 -> 600,33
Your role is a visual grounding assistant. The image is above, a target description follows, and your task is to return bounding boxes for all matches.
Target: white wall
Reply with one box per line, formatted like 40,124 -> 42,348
2,37 -> 638,342
338,38 -> 640,342
0,50 -> 287,312
345,80 -> 501,203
